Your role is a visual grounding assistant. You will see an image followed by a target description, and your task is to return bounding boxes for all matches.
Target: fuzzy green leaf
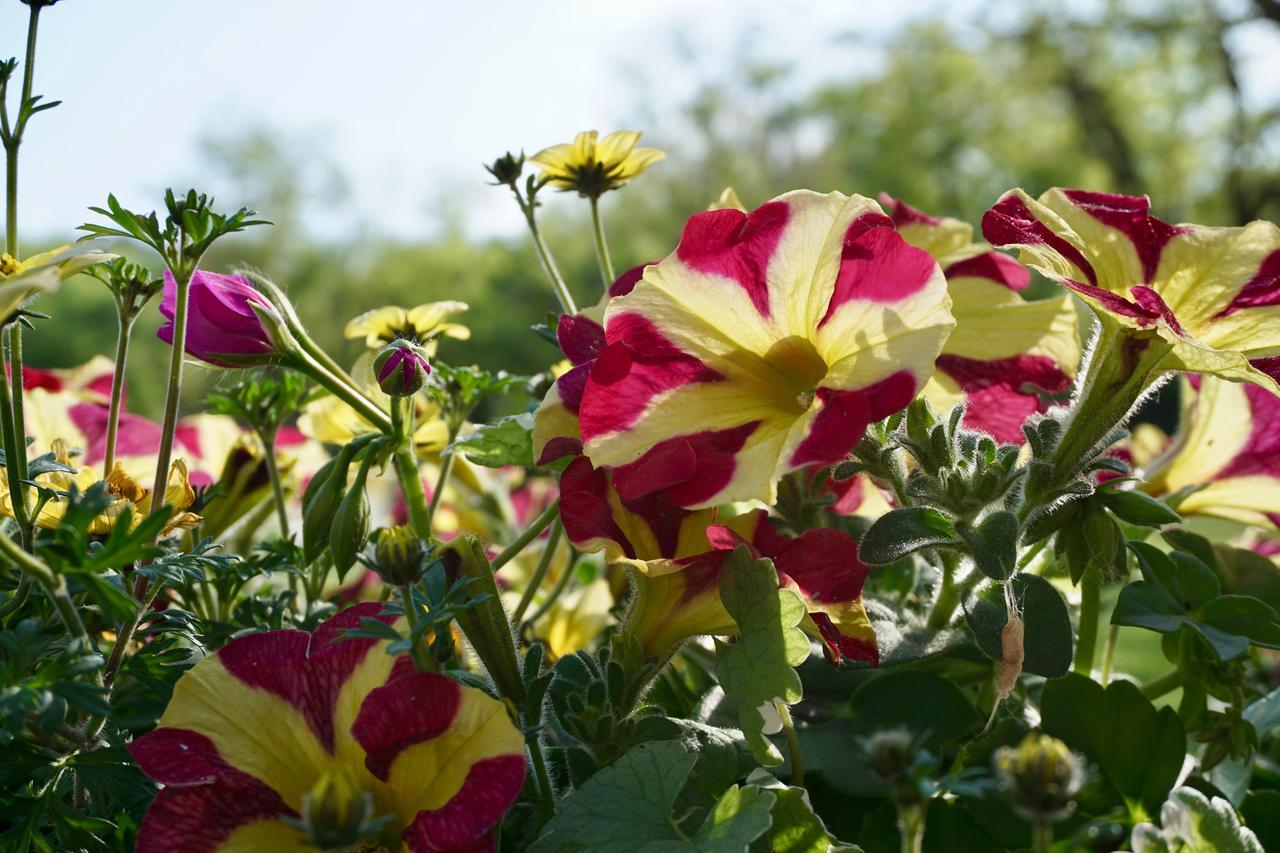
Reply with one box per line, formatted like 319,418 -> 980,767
449,412 -> 534,467
858,507 -> 960,565
1131,787 -> 1264,853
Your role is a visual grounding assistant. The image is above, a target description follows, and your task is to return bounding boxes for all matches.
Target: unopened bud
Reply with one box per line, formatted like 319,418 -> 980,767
863,727 -> 918,786
373,339 -> 431,397
993,732 -> 1085,824
374,525 -> 428,586
485,151 -> 525,186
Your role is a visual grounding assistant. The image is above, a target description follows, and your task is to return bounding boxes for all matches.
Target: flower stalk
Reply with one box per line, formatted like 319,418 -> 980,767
589,196 -> 615,288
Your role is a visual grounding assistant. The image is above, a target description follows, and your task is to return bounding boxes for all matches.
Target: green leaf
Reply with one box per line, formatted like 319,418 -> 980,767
715,547 -> 809,765
858,507 -> 960,565
448,412 -> 534,467
848,669 -> 980,750
1053,505 -> 1121,585
1114,542 -> 1280,660
1040,674 -> 1184,819
761,782 -> 836,853
965,573 -> 1073,678
692,784 -> 776,850
530,740 -> 775,852
1241,791 -> 1280,853
957,510 -> 1018,581
1131,787 -> 1264,853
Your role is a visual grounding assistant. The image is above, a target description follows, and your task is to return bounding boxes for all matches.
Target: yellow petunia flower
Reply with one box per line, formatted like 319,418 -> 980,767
530,130 -> 665,198
344,301 -> 470,352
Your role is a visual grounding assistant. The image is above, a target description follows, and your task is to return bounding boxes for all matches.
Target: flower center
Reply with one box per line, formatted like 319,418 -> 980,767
762,335 -> 828,412
0,253 -> 18,277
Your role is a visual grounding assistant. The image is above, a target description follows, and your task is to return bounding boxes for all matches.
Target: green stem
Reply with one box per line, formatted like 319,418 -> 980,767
1073,567 -> 1101,676
261,434 -> 290,538
518,192 -> 577,314
0,529 -> 93,650
102,315 -> 135,476
287,351 -> 392,434
589,195 -> 615,287
522,550 -> 577,630
779,704 -> 805,786
896,801 -> 926,853
1046,322 -> 1170,488
491,498 -> 561,572
0,352 -> 32,544
8,325 -> 30,508
527,732 -> 557,822
397,582 -> 436,672
1141,669 -> 1183,701
425,450 -> 455,531
84,576 -> 165,740
390,400 -> 433,539
511,520 -> 561,626
925,553 -> 961,629
1032,820 -> 1052,853
149,274 -> 191,517
1100,625 -> 1120,687
3,4 -> 41,254
0,573 -> 31,620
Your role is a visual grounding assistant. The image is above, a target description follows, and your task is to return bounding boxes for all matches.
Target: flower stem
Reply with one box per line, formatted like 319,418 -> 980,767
925,553 -> 961,629
491,498 -> 561,573
1073,567 -> 1101,676
779,704 -> 805,786
148,273 -> 191,517
3,4 -> 43,254
261,434 -> 290,538
0,529 -> 88,642
511,519 -> 562,626
397,582 -> 436,672
0,573 -> 31,620
522,549 -> 578,631
102,315 -> 135,476
425,450 -> 455,530
0,349 -> 32,546
896,801 -> 926,853
391,400 -> 433,538
287,351 -> 392,434
1100,625 -> 1119,687
1032,820 -> 1052,853
516,190 -> 577,314
589,195 -> 616,288
527,731 -> 557,822
1141,669 -> 1182,701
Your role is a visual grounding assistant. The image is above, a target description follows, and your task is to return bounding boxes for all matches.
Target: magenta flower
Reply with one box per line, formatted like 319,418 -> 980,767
158,270 -> 279,367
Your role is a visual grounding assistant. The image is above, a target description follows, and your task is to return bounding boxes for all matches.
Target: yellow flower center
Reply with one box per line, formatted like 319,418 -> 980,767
0,253 -> 18,277
761,336 -> 828,413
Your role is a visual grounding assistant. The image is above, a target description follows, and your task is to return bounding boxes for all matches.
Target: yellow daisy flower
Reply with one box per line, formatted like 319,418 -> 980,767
530,130 -> 665,198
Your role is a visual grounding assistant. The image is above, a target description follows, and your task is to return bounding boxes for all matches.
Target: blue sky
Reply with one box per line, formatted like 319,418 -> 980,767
2,1 -> 1277,242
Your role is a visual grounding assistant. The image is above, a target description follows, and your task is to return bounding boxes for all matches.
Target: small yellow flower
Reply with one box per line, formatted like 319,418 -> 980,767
530,130 -> 665,198
343,301 -> 470,352
0,243 -> 113,322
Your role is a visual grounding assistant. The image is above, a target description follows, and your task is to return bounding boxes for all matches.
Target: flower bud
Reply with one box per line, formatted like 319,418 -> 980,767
302,447 -> 357,565
485,151 -> 525,186
158,270 -> 286,368
863,727 -> 919,787
329,458 -> 373,581
993,732 -> 1085,824
373,339 -> 431,397
373,525 -> 428,586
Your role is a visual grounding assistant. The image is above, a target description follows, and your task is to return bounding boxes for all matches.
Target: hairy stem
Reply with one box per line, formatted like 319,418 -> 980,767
0,351 -> 33,547
925,553 -> 961,629
261,434 -> 290,538
397,582 -> 436,672
149,274 -> 191,517
517,190 -> 577,314
779,704 -> 805,786
1100,625 -> 1119,687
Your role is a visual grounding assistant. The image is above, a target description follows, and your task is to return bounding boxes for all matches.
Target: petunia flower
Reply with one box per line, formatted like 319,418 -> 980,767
880,194 -> 1081,443
0,242 -> 113,322
530,130 -> 665,198
982,189 -> 1280,393
1143,376 -> 1280,531
128,602 -> 526,852
558,456 -> 877,664
345,301 -> 470,352
158,270 -> 283,368
576,190 -> 955,509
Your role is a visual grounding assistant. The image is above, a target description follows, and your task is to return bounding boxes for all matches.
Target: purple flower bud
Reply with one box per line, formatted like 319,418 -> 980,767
157,270 -> 280,367
373,339 -> 431,397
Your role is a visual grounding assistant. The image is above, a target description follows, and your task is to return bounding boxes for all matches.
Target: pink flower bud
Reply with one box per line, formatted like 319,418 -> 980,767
157,270 -> 280,367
